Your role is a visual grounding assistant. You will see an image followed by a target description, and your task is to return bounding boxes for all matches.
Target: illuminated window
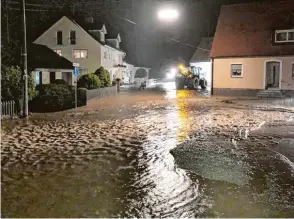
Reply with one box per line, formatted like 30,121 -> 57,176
69,31 -> 76,45
73,49 -> 88,59
275,29 -> 294,43
231,64 -> 243,78
54,49 -> 62,56
292,63 -> 294,79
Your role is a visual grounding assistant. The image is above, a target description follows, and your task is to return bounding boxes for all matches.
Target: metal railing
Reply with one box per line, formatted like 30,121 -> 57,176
1,100 -> 20,119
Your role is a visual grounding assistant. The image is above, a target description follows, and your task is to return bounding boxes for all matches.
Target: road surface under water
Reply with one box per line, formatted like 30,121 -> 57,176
2,82 -> 294,217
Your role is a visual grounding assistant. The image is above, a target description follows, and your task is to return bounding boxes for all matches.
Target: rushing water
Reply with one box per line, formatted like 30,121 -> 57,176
2,83 -> 294,217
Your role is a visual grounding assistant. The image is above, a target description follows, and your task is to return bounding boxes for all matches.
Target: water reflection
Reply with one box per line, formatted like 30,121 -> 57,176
130,95 -> 208,217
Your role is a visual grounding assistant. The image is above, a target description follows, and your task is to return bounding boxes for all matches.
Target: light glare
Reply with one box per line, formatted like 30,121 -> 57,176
158,9 -> 179,21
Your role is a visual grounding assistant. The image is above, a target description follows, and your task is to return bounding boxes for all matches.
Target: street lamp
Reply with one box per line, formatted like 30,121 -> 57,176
157,8 -> 179,21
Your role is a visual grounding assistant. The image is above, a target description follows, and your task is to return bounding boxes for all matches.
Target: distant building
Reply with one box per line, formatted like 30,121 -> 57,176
34,15 -> 126,83
189,37 -> 213,88
210,0 -> 294,96
133,67 -> 151,86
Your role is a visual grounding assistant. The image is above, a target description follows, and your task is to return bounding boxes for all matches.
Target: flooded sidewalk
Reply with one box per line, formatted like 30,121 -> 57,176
1,86 -> 294,217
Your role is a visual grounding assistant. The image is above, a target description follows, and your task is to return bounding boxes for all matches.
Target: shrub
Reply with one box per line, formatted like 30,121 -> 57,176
94,67 -> 111,87
77,73 -> 101,90
1,65 -> 38,101
77,87 -> 87,107
30,84 -> 74,112
51,79 -> 68,85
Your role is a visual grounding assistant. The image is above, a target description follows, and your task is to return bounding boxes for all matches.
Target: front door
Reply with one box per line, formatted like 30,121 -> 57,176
50,72 -> 56,83
266,61 -> 280,89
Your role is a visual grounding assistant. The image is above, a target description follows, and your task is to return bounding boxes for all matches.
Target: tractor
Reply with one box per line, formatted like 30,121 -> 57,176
175,64 -> 208,90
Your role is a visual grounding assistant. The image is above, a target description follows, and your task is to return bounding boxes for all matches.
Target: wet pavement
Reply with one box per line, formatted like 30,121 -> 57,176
1,82 -> 294,218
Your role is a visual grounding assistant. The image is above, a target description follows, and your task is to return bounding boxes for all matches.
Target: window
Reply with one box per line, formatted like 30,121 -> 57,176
54,49 -> 62,56
275,29 -> 294,43
231,64 -> 243,78
35,71 -> 40,85
57,31 -> 62,45
73,49 -> 88,59
292,63 -> 294,79
69,31 -> 76,45
104,50 -> 107,59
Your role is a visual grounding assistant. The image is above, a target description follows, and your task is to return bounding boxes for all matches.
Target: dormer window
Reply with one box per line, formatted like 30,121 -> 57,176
275,29 -> 294,43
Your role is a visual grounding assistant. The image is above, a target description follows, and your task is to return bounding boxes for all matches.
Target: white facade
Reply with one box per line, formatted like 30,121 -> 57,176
34,16 -> 125,82
101,45 -> 125,82
123,62 -> 135,84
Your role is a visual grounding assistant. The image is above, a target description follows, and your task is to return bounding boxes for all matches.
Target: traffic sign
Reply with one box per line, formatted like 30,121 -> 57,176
74,67 -> 79,76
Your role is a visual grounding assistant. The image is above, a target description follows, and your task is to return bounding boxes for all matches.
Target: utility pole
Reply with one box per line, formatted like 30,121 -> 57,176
21,0 -> 28,117
6,0 -> 10,42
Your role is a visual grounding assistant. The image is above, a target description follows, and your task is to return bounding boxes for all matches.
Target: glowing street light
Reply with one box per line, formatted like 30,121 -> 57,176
157,8 -> 179,21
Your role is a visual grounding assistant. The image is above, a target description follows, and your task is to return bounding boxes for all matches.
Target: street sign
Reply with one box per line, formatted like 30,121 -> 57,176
74,67 -> 79,76
73,63 -> 80,67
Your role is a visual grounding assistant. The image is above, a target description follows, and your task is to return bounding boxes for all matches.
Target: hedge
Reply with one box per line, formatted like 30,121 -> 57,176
77,73 -> 101,90
30,84 -> 74,112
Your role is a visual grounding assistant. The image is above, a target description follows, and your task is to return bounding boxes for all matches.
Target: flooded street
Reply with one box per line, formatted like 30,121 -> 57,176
2,82 -> 294,218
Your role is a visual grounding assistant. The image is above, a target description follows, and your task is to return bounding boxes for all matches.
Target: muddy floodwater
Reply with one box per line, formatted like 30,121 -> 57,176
2,83 -> 294,217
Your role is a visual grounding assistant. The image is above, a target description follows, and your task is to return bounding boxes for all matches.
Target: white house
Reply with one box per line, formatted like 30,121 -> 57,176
189,37 -> 213,88
34,15 -> 126,83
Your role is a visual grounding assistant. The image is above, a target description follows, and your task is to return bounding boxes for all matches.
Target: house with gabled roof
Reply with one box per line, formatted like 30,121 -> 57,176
190,37 -> 213,88
210,0 -> 294,97
34,15 -> 126,83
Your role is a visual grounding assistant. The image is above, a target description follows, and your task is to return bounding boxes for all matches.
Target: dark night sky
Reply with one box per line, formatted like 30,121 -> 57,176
3,0 -> 270,77
78,0 -> 266,77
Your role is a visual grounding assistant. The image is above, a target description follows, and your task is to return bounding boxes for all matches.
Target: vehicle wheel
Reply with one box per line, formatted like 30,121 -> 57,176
190,78 -> 199,90
200,79 -> 208,89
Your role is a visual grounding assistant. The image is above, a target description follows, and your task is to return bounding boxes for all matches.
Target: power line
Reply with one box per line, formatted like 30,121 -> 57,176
10,7 -> 50,11
7,0 -> 209,51
111,13 -> 211,51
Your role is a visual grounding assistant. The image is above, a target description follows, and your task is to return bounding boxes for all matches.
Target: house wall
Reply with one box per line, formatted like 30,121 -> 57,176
34,16 -> 103,76
190,61 -> 212,87
101,46 -> 124,82
123,62 -> 135,83
33,71 -> 74,86
213,56 -> 294,96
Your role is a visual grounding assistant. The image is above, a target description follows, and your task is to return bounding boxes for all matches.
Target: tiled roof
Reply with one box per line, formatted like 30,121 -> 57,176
210,0 -> 294,58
